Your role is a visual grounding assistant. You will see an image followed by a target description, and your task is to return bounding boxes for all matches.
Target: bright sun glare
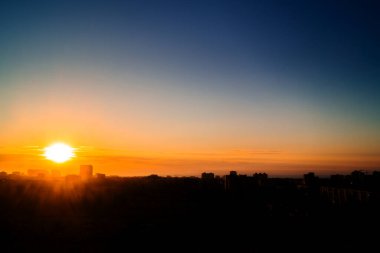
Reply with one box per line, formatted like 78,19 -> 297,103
44,143 -> 75,163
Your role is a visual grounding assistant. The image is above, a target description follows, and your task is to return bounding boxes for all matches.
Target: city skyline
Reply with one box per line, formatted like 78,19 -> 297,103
1,0 -> 380,176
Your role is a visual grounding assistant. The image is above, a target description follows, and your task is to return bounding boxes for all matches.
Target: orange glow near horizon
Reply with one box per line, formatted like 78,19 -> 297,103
44,143 -> 75,163
0,143 -> 379,177
0,70 -> 379,177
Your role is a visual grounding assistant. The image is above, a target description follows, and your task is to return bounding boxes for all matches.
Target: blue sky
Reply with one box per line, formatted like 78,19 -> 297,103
1,0 -> 379,175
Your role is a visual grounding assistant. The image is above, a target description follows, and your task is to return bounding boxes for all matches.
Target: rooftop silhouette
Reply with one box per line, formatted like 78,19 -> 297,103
0,169 -> 379,252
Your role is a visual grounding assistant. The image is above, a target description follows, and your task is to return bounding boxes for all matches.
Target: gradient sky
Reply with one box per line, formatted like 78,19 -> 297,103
1,0 -> 380,176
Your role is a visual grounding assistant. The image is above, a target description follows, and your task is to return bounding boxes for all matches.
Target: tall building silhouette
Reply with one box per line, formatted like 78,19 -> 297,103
80,165 -> 93,181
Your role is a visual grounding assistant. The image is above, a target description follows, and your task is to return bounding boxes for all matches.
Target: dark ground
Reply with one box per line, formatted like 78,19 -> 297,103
0,176 -> 379,252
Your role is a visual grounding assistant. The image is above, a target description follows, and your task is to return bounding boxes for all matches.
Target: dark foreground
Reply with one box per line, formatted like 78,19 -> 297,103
0,174 -> 379,252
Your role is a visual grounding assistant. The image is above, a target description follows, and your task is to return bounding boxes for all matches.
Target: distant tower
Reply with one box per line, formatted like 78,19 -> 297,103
80,165 -> 93,181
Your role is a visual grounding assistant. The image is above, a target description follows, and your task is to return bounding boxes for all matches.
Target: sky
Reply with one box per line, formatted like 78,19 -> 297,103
0,0 -> 379,177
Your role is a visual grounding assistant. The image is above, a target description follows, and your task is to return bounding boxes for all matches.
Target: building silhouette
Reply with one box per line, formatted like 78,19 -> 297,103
27,169 -> 48,178
96,173 -> 106,180
80,165 -> 93,181
224,171 -> 239,191
201,172 -> 215,181
320,186 -> 371,205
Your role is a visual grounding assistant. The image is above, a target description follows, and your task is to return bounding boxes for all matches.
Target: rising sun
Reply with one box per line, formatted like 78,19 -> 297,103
44,143 -> 75,163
